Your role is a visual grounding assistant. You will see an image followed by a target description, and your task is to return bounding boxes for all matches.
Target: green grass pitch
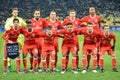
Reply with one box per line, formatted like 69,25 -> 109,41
0,32 -> 120,80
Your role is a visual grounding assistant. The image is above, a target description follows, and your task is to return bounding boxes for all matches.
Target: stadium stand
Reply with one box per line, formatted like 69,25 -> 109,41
0,0 -> 120,27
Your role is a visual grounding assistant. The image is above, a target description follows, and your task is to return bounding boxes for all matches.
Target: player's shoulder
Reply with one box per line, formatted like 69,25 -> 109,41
110,32 -> 115,36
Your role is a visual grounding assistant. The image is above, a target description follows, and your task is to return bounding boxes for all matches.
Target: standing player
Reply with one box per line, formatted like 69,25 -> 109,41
40,26 -> 58,74
79,22 -> 98,73
29,9 -> 47,72
81,7 -> 101,69
46,11 -> 62,72
62,9 -> 81,71
99,25 -> 118,72
22,21 -> 39,74
4,7 -> 26,72
59,23 -> 78,74
2,19 -> 22,74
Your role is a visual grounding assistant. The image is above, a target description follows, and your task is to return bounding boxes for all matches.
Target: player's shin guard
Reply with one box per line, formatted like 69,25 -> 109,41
112,57 -> 116,68
72,57 -> 77,69
33,58 -> 38,71
92,58 -> 97,70
16,59 -> 20,71
30,57 -> 33,69
87,55 -> 91,67
51,60 -> 55,70
62,57 -> 66,70
100,58 -> 104,69
23,58 -> 27,71
82,58 -> 86,70
42,60 -> 47,70
3,59 -> 7,71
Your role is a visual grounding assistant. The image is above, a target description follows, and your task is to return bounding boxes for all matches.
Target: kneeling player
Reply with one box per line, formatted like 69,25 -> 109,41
79,22 -> 98,73
59,23 -> 78,74
41,26 -> 58,74
99,25 -> 118,72
2,19 -> 22,74
22,21 -> 38,74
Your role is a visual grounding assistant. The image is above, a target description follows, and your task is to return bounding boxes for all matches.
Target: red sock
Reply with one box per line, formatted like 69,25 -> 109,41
55,54 -> 58,67
82,58 -> 86,70
3,59 -> 7,71
51,60 -> 55,70
42,60 -> 47,70
23,59 -> 27,71
46,54 -> 50,68
30,57 -> 33,68
62,57 -> 66,70
33,58 -> 38,71
87,55 -> 91,66
72,57 -> 77,69
100,58 -> 104,69
112,58 -> 116,68
93,58 -> 97,70
16,59 -> 20,71
97,53 -> 100,66
38,57 -> 41,68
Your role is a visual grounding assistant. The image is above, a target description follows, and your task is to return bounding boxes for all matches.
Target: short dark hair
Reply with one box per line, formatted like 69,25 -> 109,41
26,20 -> 32,25
46,25 -> 52,30
13,18 -> 19,23
66,22 -> 73,26
34,9 -> 40,12
87,22 -> 93,25
12,7 -> 18,12
69,9 -> 76,13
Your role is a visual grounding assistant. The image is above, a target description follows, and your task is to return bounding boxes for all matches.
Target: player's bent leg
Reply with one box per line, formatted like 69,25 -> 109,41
23,54 -> 28,74
29,52 -> 33,72
16,56 -> 22,74
38,53 -> 42,72
99,55 -> 104,73
41,53 -> 47,74
32,55 -> 38,74
92,55 -> 97,73
61,53 -> 67,74
7,58 -> 11,72
111,54 -> 118,72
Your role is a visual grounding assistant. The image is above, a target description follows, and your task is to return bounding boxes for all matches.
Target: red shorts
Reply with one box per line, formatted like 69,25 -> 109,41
22,44 -> 38,55
62,44 -> 77,54
41,45 -> 56,59
100,46 -> 114,56
82,44 -> 97,55
35,38 -> 42,49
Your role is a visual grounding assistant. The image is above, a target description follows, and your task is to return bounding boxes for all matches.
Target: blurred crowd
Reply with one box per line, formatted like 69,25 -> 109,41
0,0 -> 120,26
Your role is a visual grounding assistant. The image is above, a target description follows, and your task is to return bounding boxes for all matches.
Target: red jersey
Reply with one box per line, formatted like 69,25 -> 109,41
58,28 -> 78,44
99,32 -> 116,46
21,28 -> 38,45
62,18 -> 81,29
2,26 -> 22,42
39,31 -> 57,46
81,15 -> 101,30
80,28 -> 98,44
46,19 -> 62,31
29,18 -> 47,32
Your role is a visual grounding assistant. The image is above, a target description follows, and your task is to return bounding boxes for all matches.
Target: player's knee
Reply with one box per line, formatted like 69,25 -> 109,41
82,54 -> 86,58
23,55 -> 27,58
62,53 -> 67,57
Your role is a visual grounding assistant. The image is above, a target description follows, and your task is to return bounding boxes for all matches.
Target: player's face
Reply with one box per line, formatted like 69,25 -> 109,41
89,7 -> 96,15
34,11 -> 40,19
104,27 -> 109,36
87,24 -> 93,32
27,24 -> 32,29
67,25 -> 73,32
50,12 -> 56,19
69,11 -> 76,18
46,29 -> 52,36
12,10 -> 18,17
13,21 -> 19,27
